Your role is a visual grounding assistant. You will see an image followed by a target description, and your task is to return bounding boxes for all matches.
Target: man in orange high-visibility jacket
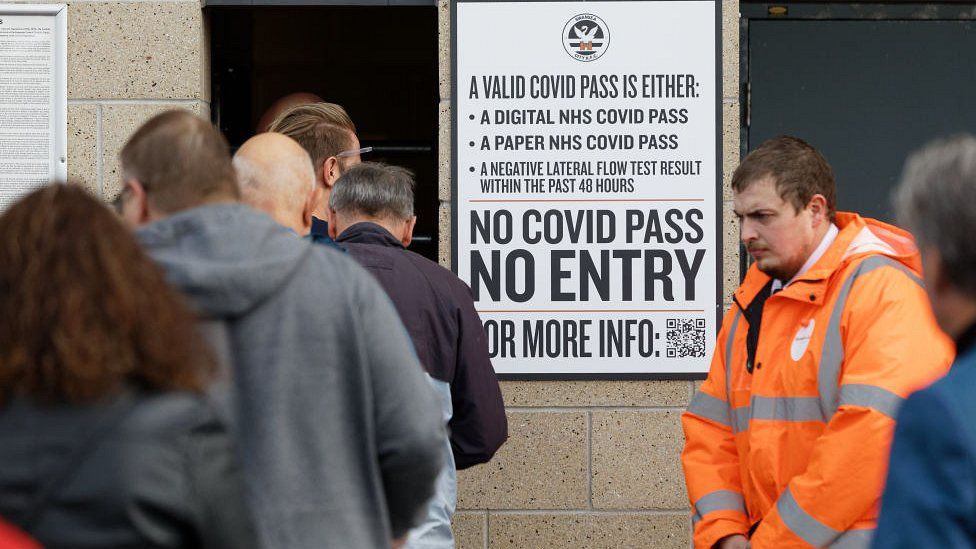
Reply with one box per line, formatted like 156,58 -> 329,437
682,136 -> 953,549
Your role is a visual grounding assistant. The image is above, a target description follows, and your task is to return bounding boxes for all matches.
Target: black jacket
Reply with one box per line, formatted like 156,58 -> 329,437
338,222 -> 508,469
0,390 -> 257,549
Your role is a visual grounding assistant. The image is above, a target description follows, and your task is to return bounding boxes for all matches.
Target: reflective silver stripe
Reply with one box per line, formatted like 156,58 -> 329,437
692,490 -> 747,526
731,405 -> 750,433
750,396 -> 823,422
731,396 -> 825,432
688,391 -> 731,428
777,486 -> 839,547
830,528 -> 874,549
818,256 -> 924,420
838,384 -> 904,419
725,311 -> 742,405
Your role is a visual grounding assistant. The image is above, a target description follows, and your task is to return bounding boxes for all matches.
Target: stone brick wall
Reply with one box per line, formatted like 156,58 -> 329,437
438,0 -> 742,546
59,0 -> 209,199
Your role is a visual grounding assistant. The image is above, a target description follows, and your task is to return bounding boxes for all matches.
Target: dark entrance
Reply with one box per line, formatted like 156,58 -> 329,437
741,4 -> 976,223
209,5 -> 440,260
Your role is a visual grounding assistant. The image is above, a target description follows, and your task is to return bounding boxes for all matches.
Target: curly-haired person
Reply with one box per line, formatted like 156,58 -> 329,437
0,184 -> 257,549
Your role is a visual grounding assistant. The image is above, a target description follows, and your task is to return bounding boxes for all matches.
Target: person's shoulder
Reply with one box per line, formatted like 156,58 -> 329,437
403,249 -> 471,292
119,391 -> 224,441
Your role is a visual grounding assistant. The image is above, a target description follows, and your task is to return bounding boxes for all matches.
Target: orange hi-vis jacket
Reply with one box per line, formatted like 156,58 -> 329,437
681,212 -> 953,549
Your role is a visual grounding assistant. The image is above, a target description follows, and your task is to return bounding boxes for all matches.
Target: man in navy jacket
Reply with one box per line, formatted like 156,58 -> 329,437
329,162 -> 508,548
874,135 -> 976,548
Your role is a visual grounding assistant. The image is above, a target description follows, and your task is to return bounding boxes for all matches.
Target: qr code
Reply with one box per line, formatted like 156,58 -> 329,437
666,318 -> 706,358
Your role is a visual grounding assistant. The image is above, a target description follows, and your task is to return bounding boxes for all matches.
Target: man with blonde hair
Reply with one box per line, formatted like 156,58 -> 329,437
269,102 -> 368,245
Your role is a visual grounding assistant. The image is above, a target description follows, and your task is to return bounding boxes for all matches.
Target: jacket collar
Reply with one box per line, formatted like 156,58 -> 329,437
336,221 -> 404,249
734,212 -> 922,309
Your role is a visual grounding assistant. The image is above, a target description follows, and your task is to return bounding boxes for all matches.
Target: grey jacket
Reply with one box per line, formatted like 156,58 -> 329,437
0,390 -> 256,549
138,204 -> 445,549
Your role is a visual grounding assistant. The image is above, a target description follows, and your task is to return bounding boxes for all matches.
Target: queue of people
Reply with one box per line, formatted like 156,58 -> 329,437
0,99 -> 974,549
0,104 -> 506,549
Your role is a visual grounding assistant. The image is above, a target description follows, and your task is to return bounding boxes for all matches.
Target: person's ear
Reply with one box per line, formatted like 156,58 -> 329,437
121,179 -> 151,229
322,157 -> 340,188
300,189 -> 315,236
401,216 -> 417,248
328,208 -> 340,240
807,194 -> 828,226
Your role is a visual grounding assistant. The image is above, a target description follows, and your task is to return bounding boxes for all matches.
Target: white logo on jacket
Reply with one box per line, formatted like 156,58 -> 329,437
791,319 -> 815,361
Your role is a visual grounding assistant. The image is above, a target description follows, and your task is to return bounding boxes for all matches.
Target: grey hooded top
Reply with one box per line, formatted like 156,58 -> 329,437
138,204 -> 445,549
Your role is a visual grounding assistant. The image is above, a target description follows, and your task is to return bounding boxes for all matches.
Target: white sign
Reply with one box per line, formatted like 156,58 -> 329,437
453,0 -> 720,377
0,4 -> 67,210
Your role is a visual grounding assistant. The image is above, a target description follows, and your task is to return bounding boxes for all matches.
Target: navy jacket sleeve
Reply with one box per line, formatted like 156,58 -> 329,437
449,283 -> 508,470
873,388 -> 976,549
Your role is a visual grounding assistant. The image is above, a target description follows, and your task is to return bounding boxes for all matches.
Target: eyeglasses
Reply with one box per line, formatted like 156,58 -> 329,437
335,146 -> 372,158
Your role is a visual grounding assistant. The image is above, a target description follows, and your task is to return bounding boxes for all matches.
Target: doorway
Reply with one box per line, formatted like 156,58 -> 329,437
209,6 -> 440,260
741,3 -> 976,222
740,3 -> 976,276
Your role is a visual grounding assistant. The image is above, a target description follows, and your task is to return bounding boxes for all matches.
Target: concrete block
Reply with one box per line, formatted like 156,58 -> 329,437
723,200 -> 740,295
101,102 -> 207,199
457,412 -> 587,509
722,101 -> 741,203
591,411 -> 688,510
438,0 -> 451,101
453,512 -> 486,549
722,0 -> 740,100
439,99 -> 452,202
500,381 -> 692,408
487,513 -> 690,549
439,200 -> 452,268
67,103 -> 98,196
68,2 -> 204,100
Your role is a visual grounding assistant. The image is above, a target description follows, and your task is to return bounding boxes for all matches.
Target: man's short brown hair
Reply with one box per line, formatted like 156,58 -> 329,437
119,110 -> 239,214
268,102 -> 357,174
732,135 -> 837,221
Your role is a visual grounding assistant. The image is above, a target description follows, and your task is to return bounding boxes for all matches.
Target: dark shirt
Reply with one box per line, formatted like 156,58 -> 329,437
309,216 -> 339,248
337,221 -> 508,469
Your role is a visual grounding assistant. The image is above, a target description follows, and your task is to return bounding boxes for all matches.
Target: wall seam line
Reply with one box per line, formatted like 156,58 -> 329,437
483,510 -> 489,549
586,410 -> 593,511
506,406 -> 687,412
68,99 -> 202,106
96,103 -> 103,198
481,509 -> 690,516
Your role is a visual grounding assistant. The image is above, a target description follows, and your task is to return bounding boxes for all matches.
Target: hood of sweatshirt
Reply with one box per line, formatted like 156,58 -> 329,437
137,203 -> 311,319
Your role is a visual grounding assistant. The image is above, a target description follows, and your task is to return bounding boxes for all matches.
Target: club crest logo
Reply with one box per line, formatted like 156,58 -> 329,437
791,319 -> 815,361
563,14 -> 609,62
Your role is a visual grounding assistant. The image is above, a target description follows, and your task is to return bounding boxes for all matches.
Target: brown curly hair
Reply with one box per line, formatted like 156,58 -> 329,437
0,184 -> 215,404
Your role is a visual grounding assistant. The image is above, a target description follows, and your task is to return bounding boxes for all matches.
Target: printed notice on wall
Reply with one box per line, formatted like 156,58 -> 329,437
453,0 -> 720,377
0,4 -> 67,210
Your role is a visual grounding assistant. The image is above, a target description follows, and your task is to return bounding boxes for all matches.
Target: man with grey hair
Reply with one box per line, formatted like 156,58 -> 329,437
873,135 -> 976,548
329,162 -> 507,548
233,132 -> 317,236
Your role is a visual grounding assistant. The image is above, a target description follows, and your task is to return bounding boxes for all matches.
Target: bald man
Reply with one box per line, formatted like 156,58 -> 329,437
233,132 -> 316,236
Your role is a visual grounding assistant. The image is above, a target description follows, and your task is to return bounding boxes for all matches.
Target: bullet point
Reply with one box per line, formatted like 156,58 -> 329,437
469,167 -> 475,172
469,141 -> 475,147
468,114 -> 475,120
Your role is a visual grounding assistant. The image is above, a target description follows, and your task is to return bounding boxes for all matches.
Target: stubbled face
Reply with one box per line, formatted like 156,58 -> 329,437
733,176 -> 818,281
